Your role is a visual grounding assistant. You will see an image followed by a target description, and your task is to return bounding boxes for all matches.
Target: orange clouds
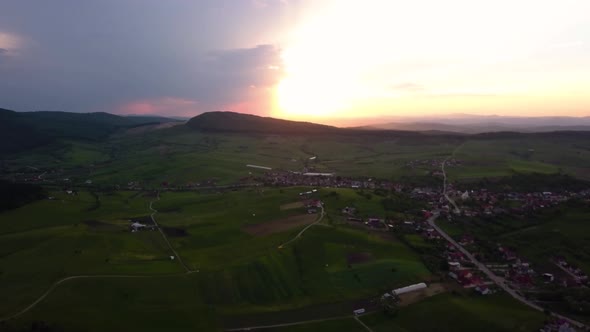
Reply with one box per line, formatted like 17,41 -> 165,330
116,97 -> 200,117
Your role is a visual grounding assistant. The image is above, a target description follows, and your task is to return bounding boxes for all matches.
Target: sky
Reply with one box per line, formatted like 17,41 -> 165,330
1,0 -> 589,125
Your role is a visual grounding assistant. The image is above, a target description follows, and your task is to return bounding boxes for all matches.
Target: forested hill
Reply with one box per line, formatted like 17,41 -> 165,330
185,111 -> 590,142
0,108 -> 178,154
186,111 -> 340,134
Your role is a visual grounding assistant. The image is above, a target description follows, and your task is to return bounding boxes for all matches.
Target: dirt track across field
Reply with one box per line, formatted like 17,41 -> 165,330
243,214 -> 317,236
280,201 -> 304,210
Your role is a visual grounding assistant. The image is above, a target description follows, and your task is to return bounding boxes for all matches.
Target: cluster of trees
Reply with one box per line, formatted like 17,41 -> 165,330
471,173 -> 589,192
0,180 -> 45,212
0,108 -> 178,154
535,288 -> 590,317
381,192 -> 425,214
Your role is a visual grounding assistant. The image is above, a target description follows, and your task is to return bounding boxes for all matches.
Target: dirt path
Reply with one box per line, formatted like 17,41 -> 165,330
0,273 -> 191,322
278,206 -> 325,248
243,214 -> 317,237
354,316 -> 374,332
149,192 -> 191,272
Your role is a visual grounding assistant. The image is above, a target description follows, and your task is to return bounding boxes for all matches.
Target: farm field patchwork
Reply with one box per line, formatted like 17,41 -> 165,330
3,123 -> 590,331
1,187 -> 433,331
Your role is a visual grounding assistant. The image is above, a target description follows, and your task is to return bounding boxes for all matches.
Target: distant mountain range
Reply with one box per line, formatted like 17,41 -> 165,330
357,114 -> 590,133
187,111 -> 590,135
3,108 -> 590,154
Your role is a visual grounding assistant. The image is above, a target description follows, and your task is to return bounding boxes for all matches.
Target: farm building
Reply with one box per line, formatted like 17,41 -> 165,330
131,222 -> 147,231
392,282 -> 427,296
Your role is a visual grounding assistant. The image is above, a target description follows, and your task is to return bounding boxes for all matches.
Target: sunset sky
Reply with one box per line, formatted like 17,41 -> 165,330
1,0 -> 589,124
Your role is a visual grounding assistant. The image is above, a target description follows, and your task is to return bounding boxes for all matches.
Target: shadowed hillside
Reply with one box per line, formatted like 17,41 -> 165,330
186,111 -> 340,134
0,108 -> 179,154
0,180 -> 45,212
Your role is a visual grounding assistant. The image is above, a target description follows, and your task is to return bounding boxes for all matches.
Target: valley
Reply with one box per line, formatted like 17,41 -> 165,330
1,111 -> 590,331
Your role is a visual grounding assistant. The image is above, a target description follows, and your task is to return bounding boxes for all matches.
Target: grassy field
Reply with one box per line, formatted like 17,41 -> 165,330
263,293 -> 545,332
3,125 -> 589,331
261,318 -> 362,332
7,274 -> 219,331
1,188 -> 433,331
153,187 -> 431,311
0,191 -> 182,318
497,203 -> 590,274
360,293 -> 545,332
7,126 -> 590,189
448,137 -> 590,181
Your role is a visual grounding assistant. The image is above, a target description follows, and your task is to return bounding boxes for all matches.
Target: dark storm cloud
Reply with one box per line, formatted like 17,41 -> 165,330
201,44 -> 283,96
0,0 -> 292,116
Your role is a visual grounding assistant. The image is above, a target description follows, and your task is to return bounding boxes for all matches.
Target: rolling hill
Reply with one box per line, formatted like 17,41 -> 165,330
186,111 -> 339,134
360,114 -> 590,134
0,108 -> 179,154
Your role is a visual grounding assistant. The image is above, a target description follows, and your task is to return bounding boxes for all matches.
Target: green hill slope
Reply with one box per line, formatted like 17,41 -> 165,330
186,111 -> 339,135
0,108 -> 178,154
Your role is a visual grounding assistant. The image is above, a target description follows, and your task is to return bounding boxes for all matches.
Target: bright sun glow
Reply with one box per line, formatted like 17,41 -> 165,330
274,0 -> 590,120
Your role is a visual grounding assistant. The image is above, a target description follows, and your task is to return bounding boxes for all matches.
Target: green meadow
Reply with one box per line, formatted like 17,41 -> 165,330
1,188 -> 432,331
498,203 -> 590,274
448,137 -> 590,181
262,294 -> 545,332
8,126 -> 590,190
360,293 -> 545,332
3,124 -> 589,330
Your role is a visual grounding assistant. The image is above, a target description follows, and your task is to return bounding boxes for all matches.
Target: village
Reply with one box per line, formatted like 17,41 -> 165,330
343,184 -> 590,288
275,171 -> 590,331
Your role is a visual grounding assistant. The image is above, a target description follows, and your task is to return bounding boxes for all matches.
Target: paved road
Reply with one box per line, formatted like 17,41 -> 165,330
149,192 -> 191,272
278,205 -> 325,249
429,213 -> 543,311
553,262 -> 589,289
433,152 -> 588,330
441,156 -> 461,214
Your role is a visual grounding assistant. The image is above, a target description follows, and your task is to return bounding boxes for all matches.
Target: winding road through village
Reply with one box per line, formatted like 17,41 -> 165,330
431,152 -> 588,330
